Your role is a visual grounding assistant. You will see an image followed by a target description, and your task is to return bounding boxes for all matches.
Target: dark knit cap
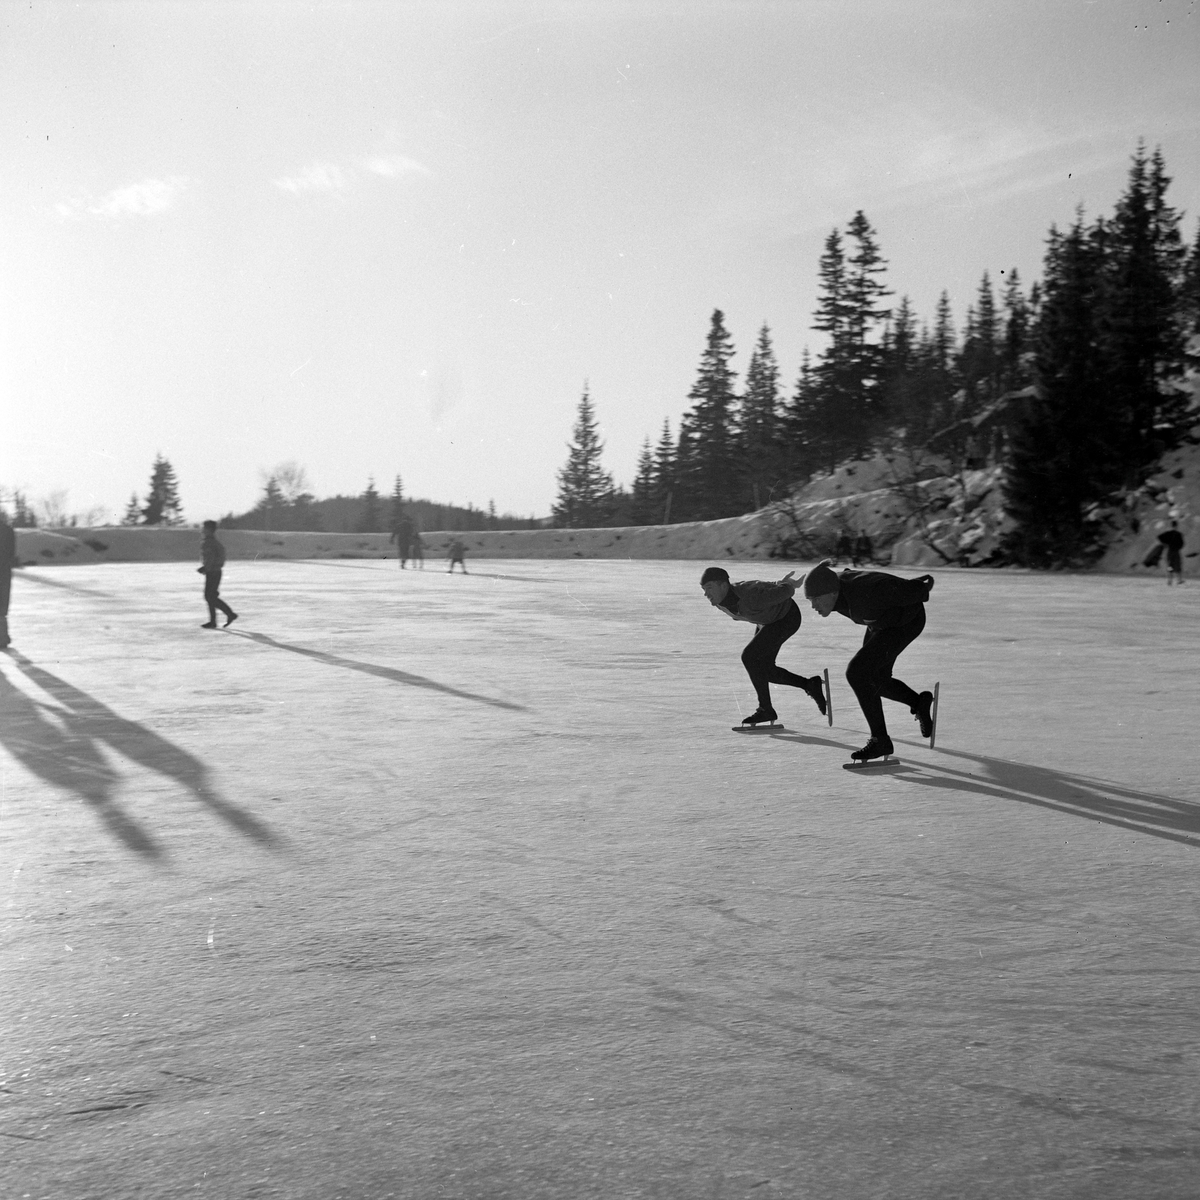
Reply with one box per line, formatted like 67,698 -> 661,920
802,560 -> 839,598
700,566 -> 730,585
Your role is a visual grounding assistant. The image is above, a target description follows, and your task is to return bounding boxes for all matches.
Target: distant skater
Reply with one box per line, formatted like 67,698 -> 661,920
198,520 -> 238,629
448,537 -> 468,574
854,531 -> 874,567
1158,521 -> 1185,585
0,509 -> 14,649
411,532 -> 425,569
700,566 -> 827,728
390,513 -> 415,569
835,531 -> 853,565
802,560 -> 934,762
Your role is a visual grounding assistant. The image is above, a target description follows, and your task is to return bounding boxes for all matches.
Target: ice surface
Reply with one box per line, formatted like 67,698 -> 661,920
2,559 -> 1198,1199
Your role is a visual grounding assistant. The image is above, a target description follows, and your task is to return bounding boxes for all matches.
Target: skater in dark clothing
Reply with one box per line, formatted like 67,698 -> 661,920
854,531 -> 874,567
835,531 -> 853,565
700,566 -> 827,727
0,510 -> 15,649
390,514 -> 416,569
802,559 -> 935,762
411,532 -> 425,569
1157,521 -> 1185,585
448,537 -> 468,574
198,521 -> 238,629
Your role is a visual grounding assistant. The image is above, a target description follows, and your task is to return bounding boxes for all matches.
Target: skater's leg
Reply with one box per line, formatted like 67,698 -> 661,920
741,604 -> 801,711
845,611 -> 925,738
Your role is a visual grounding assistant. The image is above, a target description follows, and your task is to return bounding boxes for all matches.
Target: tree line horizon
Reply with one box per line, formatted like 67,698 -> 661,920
554,141 -> 1200,567
6,142 -> 1197,566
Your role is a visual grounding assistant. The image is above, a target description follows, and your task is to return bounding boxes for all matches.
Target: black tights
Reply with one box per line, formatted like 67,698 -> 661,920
741,601 -> 809,711
845,607 -> 925,739
203,570 -> 235,624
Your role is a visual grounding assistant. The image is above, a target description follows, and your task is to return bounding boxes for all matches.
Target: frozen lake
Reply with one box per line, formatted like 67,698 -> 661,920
2,558 -> 1198,1199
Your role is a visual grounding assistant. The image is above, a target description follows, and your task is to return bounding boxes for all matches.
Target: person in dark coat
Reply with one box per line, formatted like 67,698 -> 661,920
1157,520 -> 1185,585
802,559 -> 935,762
0,510 -> 15,649
700,566 -> 827,727
389,514 -> 416,569
198,521 -> 238,629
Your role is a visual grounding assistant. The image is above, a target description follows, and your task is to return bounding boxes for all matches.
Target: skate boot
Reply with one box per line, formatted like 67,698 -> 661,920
740,707 -> 778,728
912,691 -> 934,738
850,735 -> 894,763
803,676 -> 827,716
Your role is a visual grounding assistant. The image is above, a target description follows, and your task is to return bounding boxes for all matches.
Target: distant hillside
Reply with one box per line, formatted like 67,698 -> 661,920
220,493 -> 545,533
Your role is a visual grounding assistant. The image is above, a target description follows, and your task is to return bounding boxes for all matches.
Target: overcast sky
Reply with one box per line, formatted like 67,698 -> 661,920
3,0 -> 1198,523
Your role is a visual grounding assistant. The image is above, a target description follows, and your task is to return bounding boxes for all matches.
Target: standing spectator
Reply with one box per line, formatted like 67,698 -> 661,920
1157,520 -> 1185,585
448,537 -> 468,574
390,513 -> 416,569
0,509 -> 15,649
198,520 -> 238,629
854,531 -> 874,566
835,531 -> 853,565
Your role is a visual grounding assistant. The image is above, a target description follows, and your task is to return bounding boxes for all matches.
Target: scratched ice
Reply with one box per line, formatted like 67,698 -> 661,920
2,559 -> 1198,1199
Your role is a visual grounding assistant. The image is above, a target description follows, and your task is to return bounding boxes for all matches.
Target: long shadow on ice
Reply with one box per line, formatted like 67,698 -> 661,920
230,630 -> 527,712
893,743 -> 1200,848
16,570 -> 118,599
0,653 -> 282,859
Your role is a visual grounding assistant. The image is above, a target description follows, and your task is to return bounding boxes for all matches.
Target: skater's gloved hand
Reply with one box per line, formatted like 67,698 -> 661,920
781,571 -> 799,592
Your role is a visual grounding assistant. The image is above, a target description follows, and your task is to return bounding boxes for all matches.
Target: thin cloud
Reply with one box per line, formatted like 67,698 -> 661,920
273,161 -> 350,194
359,154 -> 430,179
56,176 -> 188,220
274,154 -> 431,196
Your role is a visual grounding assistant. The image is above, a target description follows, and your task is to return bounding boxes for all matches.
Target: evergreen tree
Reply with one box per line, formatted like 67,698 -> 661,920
121,493 -> 141,526
359,477 -> 382,532
552,385 -> 614,528
805,213 -> 893,467
781,349 -> 828,480
652,419 -> 675,523
389,475 -> 406,528
1003,217 -> 1113,565
739,323 -> 781,508
959,271 -> 1000,409
141,454 -> 183,525
676,309 -> 741,520
260,476 -> 285,530
1000,268 -> 1032,391
629,438 -> 658,525
1183,221 -> 1200,333
1100,143 -> 1192,485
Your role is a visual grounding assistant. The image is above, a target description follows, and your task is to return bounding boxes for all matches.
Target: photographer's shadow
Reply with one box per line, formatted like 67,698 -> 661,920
0,653 -> 281,861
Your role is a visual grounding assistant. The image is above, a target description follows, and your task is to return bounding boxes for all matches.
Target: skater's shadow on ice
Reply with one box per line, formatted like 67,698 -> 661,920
230,630 -> 526,712
899,745 -> 1200,847
0,654 -> 282,861
16,570 -> 118,600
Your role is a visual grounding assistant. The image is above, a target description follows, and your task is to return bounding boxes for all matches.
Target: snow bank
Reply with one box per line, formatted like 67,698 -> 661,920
13,514 -> 792,567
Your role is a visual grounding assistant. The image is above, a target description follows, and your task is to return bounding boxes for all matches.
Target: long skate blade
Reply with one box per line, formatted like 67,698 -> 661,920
733,723 -> 783,733
930,681 -> 940,748
823,667 -> 832,727
842,756 -> 901,770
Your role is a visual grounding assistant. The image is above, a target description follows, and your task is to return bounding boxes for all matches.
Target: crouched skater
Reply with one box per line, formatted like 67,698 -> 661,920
802,560 -> 934,763
700,566 -> 827,728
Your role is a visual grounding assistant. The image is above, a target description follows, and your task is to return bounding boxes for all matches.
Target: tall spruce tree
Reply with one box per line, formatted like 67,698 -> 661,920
1000,268 -> 1032,391
121,493 -> 141,526
359,478 -> 382,532
141,454 -> 182,525
806,213 -> 893,467
1101,143 -> 1191,485
1003,217 -> 1113,565
677,309 -> 741,520
389,475 -> 406,528
652,419 -> 675,523
553,385 -> 614,528
739,323 -> 781,508
628,438 -> 657,525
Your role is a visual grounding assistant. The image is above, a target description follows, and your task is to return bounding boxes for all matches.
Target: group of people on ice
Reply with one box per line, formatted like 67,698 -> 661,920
701,559 -> 936,766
